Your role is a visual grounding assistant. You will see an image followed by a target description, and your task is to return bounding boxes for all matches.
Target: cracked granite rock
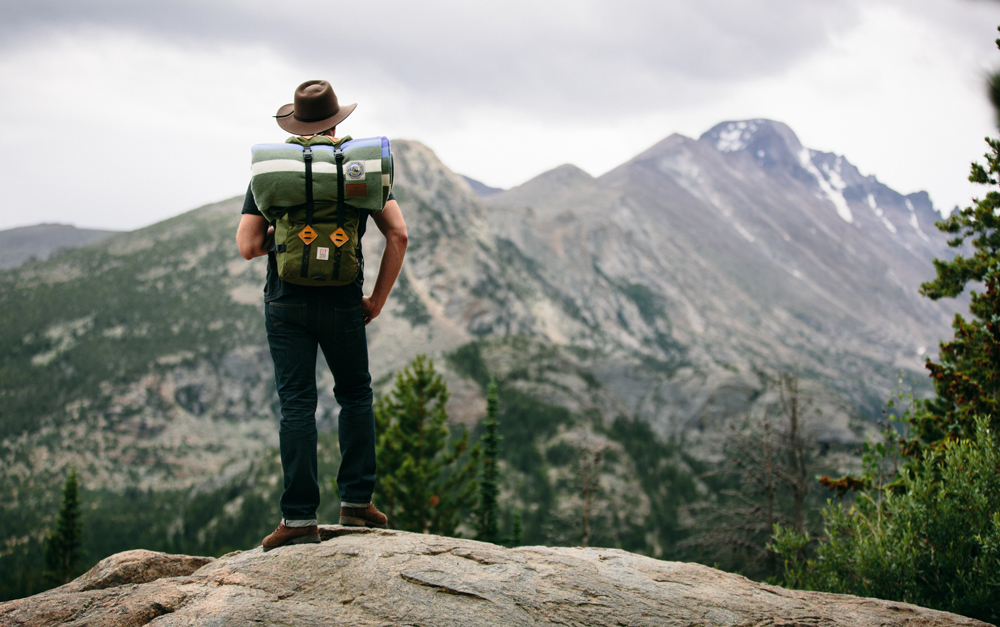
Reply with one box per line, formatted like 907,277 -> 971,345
0,526 -> 989,627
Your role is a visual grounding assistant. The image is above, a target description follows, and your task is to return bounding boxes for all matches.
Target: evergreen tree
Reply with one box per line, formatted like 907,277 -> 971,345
44,468 -> 84,585
508,509 -> 523,547
916,132 -> 1000,454
373,355 -> 480,536
476,379 -> 501,543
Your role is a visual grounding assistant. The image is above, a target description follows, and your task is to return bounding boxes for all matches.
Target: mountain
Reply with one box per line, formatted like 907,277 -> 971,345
0,121 -> 966,599
478,119 -> 959,441
0,224 -> 118,270
460,175 -> 505,198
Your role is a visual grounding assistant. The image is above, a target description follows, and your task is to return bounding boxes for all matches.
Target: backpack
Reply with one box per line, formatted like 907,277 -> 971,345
250,135 -> 393,286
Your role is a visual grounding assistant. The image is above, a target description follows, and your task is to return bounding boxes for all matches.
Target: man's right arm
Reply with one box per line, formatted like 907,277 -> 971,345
236,214 -> 272,260
236,184 -> 273,260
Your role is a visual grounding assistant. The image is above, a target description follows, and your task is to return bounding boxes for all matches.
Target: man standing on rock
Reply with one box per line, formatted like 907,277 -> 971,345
236,80 -> 407,549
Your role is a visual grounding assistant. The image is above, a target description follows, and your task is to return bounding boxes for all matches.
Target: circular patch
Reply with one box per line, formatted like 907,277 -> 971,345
346,161 -> 365,180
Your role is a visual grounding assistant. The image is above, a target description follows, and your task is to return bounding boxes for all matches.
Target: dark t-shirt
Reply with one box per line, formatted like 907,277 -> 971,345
241,184 -> 393,304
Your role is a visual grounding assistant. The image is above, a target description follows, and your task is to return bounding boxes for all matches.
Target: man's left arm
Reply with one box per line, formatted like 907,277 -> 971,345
362,199 -> 408,324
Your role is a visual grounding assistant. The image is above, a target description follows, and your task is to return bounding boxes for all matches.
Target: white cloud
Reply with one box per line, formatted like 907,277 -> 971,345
0,0 -> 998,231
0,30 -> 296,229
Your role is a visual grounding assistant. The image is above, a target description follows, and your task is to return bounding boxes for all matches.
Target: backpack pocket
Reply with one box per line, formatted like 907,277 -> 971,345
274,209 -> 360,286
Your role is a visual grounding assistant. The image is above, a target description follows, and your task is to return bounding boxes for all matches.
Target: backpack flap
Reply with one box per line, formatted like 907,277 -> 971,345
250,135 -> 393,219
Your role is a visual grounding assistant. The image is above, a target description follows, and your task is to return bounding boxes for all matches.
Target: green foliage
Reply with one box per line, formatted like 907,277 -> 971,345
373,355 -> 480,535
488,386 -> 569,543
476,379 -> 502,543
508,509 -> 523,547
44,468 -> 84,585
919,263 -> 1000,451
771,417 -> 1000,623
917,130 -> 1000,451
447,342 -> 491,388
391,272 -> 432,326
609,417 -> 700,557
617,282 -> 665,325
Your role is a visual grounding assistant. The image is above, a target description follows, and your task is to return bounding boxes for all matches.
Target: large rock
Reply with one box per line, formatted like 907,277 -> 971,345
57,549 -> 215,593
0,527 -> 988,627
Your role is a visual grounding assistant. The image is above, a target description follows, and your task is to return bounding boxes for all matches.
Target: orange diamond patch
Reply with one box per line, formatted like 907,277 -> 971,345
331,227 -> 349,248
298,225 -> 318,245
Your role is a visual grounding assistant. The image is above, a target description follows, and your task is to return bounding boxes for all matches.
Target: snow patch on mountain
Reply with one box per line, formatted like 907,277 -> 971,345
798,148 -> 853,224
866,194 -> 897,234
733,221 -> 755,243
713,120 -> 761,153
906,199 -> 932,243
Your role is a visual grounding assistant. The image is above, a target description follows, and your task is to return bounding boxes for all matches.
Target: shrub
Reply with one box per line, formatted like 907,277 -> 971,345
771,417 -> 1000,622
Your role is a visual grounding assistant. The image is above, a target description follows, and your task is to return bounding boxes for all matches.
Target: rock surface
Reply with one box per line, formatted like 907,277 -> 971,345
0,527 -> 988,627
57,550 -> 215,593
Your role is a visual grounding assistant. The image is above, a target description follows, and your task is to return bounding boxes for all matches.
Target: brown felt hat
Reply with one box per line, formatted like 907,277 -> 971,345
274,80 -> 357,135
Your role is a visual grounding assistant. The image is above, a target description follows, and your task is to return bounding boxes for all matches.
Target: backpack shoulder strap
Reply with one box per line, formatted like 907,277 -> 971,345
330,144 -> 350,278
297,144 -> 315,279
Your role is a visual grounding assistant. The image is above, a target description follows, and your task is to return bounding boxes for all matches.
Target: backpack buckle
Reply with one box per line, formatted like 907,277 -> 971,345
303,146 -> 313,162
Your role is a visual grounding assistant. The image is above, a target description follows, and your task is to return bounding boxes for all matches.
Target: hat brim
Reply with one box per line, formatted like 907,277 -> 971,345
274,102 -> 357,135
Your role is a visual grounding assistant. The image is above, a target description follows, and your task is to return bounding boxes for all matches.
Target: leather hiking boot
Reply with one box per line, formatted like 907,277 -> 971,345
262,523 -> 320,551
339,503 -> 388,528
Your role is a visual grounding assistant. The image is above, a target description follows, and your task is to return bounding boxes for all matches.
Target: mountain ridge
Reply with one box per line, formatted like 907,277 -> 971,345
482,118 -> 961,439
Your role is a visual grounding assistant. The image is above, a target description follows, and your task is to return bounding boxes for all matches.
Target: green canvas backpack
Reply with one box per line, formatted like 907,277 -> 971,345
249,135 -> 393,286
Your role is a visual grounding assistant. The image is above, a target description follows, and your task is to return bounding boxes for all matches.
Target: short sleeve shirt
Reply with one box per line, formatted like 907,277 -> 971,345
241,183 -> 393,304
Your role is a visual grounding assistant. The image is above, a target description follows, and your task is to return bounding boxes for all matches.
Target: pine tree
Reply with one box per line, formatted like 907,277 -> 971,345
508,509 -> 523,547
374,355 -> 480,536
44,468 -> 84,585
916,133 -> 1000,454
476,379 -> 501,543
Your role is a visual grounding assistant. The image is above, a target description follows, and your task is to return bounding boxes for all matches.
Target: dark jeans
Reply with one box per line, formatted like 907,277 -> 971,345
265,295 -> 376,520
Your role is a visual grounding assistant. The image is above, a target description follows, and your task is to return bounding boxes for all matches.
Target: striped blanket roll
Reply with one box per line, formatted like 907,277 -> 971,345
250,135 -> 393,221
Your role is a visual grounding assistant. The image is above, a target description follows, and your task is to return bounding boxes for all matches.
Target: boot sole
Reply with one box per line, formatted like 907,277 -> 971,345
339,515 -> 387,528
262,532 -> 321,552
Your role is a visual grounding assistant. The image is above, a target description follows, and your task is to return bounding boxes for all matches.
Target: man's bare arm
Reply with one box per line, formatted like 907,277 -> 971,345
363,199 -> 408,324
236,214 -> 272,260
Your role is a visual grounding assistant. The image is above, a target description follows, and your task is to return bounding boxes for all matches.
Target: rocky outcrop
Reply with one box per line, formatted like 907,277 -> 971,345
56,550 -> 214,593
1,527 -> 988,627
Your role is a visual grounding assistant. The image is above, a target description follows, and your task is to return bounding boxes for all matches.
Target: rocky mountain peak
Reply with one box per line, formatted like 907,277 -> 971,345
520,163 -> 596,191
701,119 -> 804,159
487,163 -> 602,214
700,119 -> 815,178
699,119 -> 941,236
625,133 -> 696,162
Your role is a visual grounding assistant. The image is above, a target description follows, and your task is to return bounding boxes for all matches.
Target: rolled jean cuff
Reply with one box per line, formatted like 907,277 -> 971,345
283,518 -> 318,527
341,501 -> 370,508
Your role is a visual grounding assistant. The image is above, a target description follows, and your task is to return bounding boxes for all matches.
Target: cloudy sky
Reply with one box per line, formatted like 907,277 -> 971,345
2,0 -> 1000,231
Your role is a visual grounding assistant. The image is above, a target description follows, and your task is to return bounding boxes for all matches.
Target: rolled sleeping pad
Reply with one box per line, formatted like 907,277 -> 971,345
250,135 -> 393,221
